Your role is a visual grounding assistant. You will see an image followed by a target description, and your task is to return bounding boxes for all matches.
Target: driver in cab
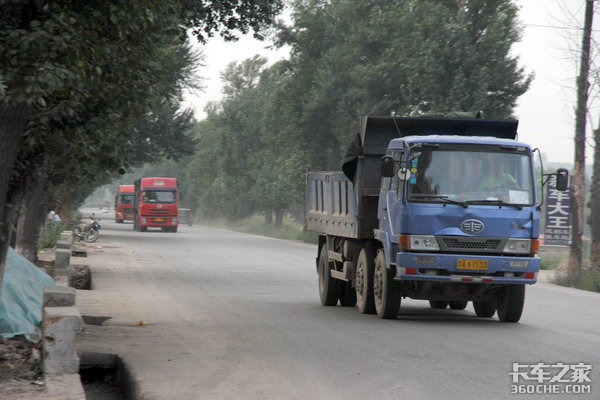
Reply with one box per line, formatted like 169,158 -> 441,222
478,153 -> 519,190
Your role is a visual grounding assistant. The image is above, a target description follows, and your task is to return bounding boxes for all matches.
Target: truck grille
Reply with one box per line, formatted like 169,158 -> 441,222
439,236 -> 505,254
150,209 -> 170,215
123,208 -> 134,213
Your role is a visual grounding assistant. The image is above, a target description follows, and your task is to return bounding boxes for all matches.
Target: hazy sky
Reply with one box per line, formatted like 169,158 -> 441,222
184,0 -> 599,164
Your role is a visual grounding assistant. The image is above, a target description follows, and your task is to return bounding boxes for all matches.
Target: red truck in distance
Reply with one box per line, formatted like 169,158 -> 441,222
133,177 -> 179,232
114,185 -> 135,223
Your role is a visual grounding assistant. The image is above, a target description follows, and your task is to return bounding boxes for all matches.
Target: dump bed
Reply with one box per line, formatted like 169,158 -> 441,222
304,115 -> 518,239
305,171 -> 358,238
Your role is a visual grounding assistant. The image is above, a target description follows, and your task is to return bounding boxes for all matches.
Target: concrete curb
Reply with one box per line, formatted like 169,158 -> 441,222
38,230 -> 86,400
44,373 -> 86,400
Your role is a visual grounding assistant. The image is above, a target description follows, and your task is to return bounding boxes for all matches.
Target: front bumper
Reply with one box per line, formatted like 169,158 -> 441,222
395,252 -> 540,284
142,216 -> 178,226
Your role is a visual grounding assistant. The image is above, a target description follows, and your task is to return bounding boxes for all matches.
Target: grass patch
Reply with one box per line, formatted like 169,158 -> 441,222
552,267 -> 600,292
539,253 -> 566,270
197,214 -> 318,244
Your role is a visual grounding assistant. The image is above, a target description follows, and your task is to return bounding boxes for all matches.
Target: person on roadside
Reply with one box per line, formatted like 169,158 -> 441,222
48,210 -> 61,223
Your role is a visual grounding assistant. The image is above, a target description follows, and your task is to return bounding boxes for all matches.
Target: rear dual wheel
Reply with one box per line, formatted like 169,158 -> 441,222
318,245 -> 340,306
355,248 -> 376,314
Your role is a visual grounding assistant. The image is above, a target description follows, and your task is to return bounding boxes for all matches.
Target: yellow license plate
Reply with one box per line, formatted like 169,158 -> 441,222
155,218 -> 163,222
457,259 -> 488,270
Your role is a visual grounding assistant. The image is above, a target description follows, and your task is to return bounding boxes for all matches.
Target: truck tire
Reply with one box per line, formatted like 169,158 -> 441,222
373,250 -> 401,319
318,245 -> 340,306
473,299 -> 496,318
449,301 -> 468,310
140,225 -> 147,232
339,282 -> 357,307
355,247 -> 376,314
496,285 -> 525,323
429,300 -> 448,309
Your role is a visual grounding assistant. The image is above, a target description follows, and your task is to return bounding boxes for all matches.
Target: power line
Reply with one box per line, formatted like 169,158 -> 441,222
523,23 -> 600,32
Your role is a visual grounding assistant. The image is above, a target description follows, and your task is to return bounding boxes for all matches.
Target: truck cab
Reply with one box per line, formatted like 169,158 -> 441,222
133,177 -> 179,232
114,184 -> 135,223
305,115 -> 568,322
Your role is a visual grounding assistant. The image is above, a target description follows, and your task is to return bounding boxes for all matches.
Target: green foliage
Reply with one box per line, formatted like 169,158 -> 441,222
37,221 -> 65,250
553,267 -> 600,293
180,0 -> 531,222
0,0 -> 282,221
197,214 -> 317,243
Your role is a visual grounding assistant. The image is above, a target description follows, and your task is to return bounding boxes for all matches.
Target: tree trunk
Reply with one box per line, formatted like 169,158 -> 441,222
265,209 -> 273,225
15,170 -> 47,262
275,208 -> 283,228
589,124 -> 600,270
569,0 -> 594,283
0,103 -> 28,301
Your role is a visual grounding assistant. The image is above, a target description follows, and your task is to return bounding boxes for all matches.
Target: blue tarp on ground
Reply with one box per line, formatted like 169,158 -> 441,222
0,247 -> 55,340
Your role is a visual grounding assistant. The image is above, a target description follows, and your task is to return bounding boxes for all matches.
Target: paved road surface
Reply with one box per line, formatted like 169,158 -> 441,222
76,217 -> 600,400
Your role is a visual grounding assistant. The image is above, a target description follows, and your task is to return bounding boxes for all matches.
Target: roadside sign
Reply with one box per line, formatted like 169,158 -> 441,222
543,175 -> 572,246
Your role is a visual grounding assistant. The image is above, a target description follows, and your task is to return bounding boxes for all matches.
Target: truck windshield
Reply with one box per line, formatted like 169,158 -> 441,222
406,146 -> 534,206
142,190 -> 176,203
119,194 -> 134,204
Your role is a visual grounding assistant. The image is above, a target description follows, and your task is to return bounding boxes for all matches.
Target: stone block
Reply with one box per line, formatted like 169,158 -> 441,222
55,248 -> 70,274
43,306 -> 82,374
60,231 -> 73,244
43,286 -> 76,307
56,240 -> 71,250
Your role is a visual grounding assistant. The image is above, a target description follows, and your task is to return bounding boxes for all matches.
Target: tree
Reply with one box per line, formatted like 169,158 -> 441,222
0,0 -> 283,300
277,0 -> 532,171
182,0 -> 532,226
568,0 -> 594,283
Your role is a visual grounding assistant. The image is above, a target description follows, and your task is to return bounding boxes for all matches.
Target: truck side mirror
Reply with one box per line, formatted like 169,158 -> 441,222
556,168 -> 569,191
380,156 -> 395,177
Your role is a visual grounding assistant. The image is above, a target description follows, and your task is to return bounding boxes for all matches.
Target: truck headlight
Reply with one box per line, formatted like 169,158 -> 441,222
503,239 -> 531,254
172,218 -> 177,225
410,235 -> 440,251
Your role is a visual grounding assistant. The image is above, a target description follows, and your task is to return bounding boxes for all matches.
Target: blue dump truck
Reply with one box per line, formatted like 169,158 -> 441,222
305,115 -> 568,322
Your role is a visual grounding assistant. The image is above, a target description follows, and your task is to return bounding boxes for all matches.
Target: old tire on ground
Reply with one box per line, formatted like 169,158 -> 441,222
496,285 -> 525,323
373,250 -> 401,319
355,247 -> 376,314
449,301 -> 468,310
318,245 -> 340,306
473,299 -> 496,318
339,281 -> 357,307
429,300 -> 449,309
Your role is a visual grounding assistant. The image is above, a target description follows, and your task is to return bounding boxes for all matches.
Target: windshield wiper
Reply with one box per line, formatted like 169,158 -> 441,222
464,199 -> 523,210
409,194 -> 468,208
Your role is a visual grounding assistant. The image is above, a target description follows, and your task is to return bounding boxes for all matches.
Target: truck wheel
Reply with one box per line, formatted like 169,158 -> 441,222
355,247 -> 376,314
429,300 -> 448,309
473,299 -> 496,318
318,245 -> 340,306
171,227 -> 178,233
140,226 -> 147,232
373,250 -> 401,319
449,301 -> 468,310
496,285 -> 525,323
339,282 -> 357,307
